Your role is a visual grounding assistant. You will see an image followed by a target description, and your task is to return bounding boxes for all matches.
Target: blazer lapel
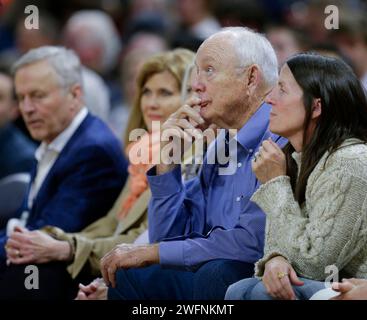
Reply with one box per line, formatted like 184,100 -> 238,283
29,115 -> 92,218
115,189 -> 151,235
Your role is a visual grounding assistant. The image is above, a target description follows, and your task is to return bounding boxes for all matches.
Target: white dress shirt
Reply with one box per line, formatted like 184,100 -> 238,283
27,107 -> 88,210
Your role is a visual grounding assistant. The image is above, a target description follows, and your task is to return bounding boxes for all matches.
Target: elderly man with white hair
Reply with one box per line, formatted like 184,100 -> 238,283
0,46 -> 128,299
78,27 -> 286,300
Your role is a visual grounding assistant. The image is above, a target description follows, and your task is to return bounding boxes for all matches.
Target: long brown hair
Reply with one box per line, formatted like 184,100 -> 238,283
284,53 -> 367,204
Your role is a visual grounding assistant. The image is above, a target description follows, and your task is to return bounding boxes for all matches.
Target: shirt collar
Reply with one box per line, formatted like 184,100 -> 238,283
35,107 -> 88,161
291,151 -> 302,167
233,103 -> 272,152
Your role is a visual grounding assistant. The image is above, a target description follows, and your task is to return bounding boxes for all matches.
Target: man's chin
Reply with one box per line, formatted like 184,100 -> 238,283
29,131 -> 44,142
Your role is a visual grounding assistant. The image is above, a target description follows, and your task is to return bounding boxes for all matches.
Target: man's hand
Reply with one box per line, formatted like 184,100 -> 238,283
75,278 -> 108,300
5,226 -> 71,264
157,96 -> 206,175
100,244 -> 159,288
262,256 -> 304,300
252,138 -> 286,184
331,278 -> 367,300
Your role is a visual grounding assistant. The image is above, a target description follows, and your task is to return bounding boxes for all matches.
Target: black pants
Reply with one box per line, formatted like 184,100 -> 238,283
0,260 -> 95,300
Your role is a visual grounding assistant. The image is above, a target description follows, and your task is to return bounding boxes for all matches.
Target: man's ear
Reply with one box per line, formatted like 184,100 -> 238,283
245,65 -> 261,95
311,98 -> 322,119
70,84 -> 83,100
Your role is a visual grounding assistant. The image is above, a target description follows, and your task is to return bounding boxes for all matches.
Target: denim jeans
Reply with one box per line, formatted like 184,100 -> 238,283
225,277 -> 326,300
108,259 -> 255,300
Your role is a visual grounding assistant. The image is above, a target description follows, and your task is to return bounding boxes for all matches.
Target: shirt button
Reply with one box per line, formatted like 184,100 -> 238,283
236,196 -> 241,202
237,162 -> 242,168
249,149 -> 253,153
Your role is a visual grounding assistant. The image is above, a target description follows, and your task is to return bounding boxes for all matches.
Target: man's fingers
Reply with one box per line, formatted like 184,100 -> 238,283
100,261 -> 110,287
9,232 -> 32,244
107,264 -> 117,288
176,104 -> 205,125
343,278 -> 363,286
76,291 -> 88,300
79,283 -> 97,294
268,138 -> 283,153
9,254 -> 33,265
6,238 -> 22,248
332,281 -> 354,293
13,226 -> 28,233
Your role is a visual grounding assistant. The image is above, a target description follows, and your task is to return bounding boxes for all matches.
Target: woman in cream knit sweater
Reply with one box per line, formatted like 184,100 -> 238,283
225,53 -> 367,300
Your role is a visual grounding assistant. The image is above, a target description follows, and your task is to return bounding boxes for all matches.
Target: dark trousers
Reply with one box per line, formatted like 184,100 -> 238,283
108,259 -> 255,300
0,259 -> 94,300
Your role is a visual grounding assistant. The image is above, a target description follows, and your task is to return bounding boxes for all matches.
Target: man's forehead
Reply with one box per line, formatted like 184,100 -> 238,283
15,60 -> 58,82
15,62 -> 60,92
196,37 -> 236,65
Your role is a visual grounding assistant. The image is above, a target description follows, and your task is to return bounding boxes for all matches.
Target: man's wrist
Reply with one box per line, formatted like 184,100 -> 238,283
54,240 -> 74,262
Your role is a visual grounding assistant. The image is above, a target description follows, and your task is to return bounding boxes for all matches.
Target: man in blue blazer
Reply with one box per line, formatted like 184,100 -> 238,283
0,47 -> 128,293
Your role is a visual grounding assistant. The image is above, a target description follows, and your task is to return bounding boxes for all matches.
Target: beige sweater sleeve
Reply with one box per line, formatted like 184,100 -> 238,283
252,154 -> 367,280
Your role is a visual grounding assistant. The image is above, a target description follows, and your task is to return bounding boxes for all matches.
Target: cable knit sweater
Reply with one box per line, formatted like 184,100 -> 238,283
252,139 -> 367,280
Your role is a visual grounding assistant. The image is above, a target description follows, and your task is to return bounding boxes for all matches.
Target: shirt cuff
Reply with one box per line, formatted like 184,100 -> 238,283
159,240 -> 185,268
147,165 -> 183,198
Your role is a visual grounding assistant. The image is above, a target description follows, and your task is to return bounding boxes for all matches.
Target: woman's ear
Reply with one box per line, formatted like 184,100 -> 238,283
311,98 -> 322,119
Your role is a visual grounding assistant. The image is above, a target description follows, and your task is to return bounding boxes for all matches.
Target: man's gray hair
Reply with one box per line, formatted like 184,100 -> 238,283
12,46 -> 82,89
209,27 -> 278,89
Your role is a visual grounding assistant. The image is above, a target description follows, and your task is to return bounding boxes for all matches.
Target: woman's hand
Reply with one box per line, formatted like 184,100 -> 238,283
5,226 -> 71,264
262,256 -> 304,300
252,138 -> 286,184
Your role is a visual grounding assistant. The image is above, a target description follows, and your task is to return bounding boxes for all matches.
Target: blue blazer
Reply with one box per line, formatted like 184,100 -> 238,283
0,114 -> 128,260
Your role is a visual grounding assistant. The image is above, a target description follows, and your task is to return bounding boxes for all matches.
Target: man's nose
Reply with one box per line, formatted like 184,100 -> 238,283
192,79 -> 205,93
21,96 -> 36,113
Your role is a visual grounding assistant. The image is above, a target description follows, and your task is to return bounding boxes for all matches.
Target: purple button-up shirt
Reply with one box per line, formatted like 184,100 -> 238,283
147,103 -> 287,271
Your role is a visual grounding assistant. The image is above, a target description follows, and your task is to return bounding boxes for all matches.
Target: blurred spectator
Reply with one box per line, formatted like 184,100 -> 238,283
266,24 -> 308,66
63,10 -> 123,121
0,13 -> 60,72
214,0 -> 266,30
109,32 -> 168,140
63,10 -> 122,76
0,69 -> 36,180
171,0 -> 221,51
81,67 -> 111,123
332,11 -> 367,91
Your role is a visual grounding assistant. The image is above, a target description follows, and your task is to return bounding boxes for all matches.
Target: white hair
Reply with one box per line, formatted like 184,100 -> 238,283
64,10 -> 122,73
207,27 -> 278,89
12,46 -> 82,89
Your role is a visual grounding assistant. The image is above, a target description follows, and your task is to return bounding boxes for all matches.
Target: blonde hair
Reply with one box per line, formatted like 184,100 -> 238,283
124,48 -> 195,146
